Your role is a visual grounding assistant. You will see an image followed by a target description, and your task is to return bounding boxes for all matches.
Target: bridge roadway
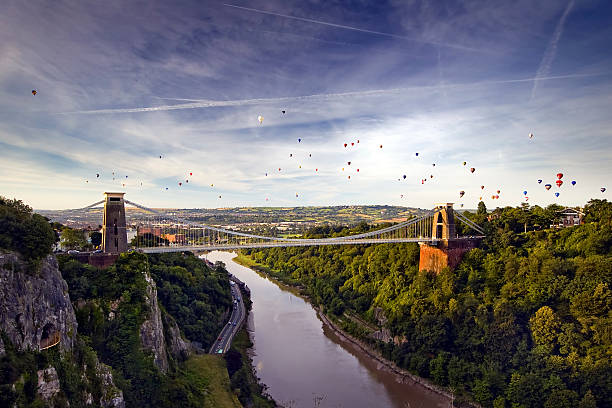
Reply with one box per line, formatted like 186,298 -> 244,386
139,236 -> 484,253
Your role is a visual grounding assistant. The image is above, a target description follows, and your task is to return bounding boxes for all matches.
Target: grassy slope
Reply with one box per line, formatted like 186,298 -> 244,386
182,355 -> 242,408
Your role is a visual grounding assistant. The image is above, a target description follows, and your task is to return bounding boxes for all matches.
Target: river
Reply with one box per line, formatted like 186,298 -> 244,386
205,251 -> 450,408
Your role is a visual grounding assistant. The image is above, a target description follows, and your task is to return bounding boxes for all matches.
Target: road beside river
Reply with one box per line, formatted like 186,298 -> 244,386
205,251 -> 450,408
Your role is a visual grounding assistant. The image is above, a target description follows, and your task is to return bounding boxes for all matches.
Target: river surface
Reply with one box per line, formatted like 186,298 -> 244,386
205,251 -> 449,408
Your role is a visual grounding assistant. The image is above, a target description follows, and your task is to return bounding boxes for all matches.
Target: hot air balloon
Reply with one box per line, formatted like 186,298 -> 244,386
601,188 -> 606,193
32,90 -> 37,95
459,191 -> 465,198
282,110 -> 286,114
470,168 -> 475,173
525,197 -> 529,201
497,190 -> 500,194
357,140 -> 360,143
460,204 -> 464,208
125,175 -> 128,178
96,174 -> 99,178
403,175 -> 406,179
430,175 -> 434,178
179,182 -> 182,186
523,191 -> 527,195
298,138 -> 301,143
258,115 -> 264,124
219,195 -> 222,198
85,180 -> 89,183
159,155 -> 162,159
571,180 -> 576,186
347,161 -> 351,165
357,169 -> 359,172
299,165 -> 301,168
309,153 -> 312,157
189,172 -> 192,176
165,187 -> 168,190
185,180 -> 189,183
400,194 -> 404,198
344,143 -> 347,147
545,184 -> 552,190
556,180 -> 563,187
295,193 -> 299,197
278,168 -> 281,171
379,145 -> 383,148
463,161 -> 467,166
432,163 -> 436,167
348,176 -> 351,179
538,179 -> 542,184
481,185 -> 485,190
491,195 -> 495,199
289,154 -> 292,157
265,173 -> 268,176
555,192 -> 560,197
479,197 -> 482,201
315,168 -> 318,172
211,184 -> 214,187
351,142 -> 354,146
557,173 -> 563,179
496,195 -> 500,199
529,133 -> 534,139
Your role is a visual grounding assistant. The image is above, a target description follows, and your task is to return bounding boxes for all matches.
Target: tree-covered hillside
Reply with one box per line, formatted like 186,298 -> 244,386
243,200 -> 611,407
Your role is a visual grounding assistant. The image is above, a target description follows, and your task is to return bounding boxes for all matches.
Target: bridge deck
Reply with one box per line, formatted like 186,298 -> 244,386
140,236 -> 485,253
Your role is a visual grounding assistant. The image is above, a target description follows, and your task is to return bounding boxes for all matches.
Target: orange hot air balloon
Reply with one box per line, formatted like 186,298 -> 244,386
557,173 -> 563,179
491,195 -> 495,199
479,196 -> 482,200
32,90 -> 37,95
556,179 -> 563,187
348,176 -> 351,179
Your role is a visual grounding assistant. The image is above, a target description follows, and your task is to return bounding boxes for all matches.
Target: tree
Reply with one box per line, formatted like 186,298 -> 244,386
90,231 -> 102,247
477,201 -> 487,215
61,227 -> 87,250
530,306 -> 560,348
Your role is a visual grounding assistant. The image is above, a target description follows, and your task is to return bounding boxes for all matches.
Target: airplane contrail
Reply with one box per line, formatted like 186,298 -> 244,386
59,72 -> 606,115
531,0 -> 575,100
222,3 -> 487,54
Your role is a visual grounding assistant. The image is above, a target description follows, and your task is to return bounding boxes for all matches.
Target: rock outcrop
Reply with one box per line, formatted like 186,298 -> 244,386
37,367 -> 61,402
97,362 -> 125,408
0,252 -> 77,353
163,312 -> 193,361
139,268 -> 169,372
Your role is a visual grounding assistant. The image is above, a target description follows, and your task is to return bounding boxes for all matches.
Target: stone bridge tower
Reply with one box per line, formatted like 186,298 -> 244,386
102,192 -> 127,253
419,203 -> 478,273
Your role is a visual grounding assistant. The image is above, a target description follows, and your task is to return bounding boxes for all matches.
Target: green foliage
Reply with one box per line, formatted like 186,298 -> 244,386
61,227 -> 87,250
148,252 -> 232,349
245,200 -> 612,406
0,196 -> 55,261
90,231 -> 102,247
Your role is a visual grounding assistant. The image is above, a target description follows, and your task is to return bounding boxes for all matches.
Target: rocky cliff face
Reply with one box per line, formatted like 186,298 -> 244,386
0,252 -> 77,353
140,268 -> 169,372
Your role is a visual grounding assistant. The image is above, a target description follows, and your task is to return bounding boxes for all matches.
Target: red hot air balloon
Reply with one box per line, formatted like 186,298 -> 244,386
557,173 -> 563,179
497,190 -> 500,194
179,182 -> 182,186
190,172 -> 192,176
496,195 -> 500,199
481,185 -> 485,190
556,179 -> 563,187
356,169 -> 359,172
470,168 -> 475,173
347,161 -> 351,165
545,184 -> 552,190
351,142 -> 354,146
344,143 -> 347,147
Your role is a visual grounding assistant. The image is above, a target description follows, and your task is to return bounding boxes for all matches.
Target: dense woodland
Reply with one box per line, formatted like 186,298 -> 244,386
243,200 -> 611,408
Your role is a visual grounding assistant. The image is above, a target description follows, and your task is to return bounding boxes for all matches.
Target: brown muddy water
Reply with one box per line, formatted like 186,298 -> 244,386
205,251 -> 450,408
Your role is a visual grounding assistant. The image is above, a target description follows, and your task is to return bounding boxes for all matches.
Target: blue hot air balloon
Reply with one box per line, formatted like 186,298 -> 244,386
403,175 -> 406,179
571,180 -> 576,186
555,192 -> 560,197
538,179 -> 542,184
298,138 -> 301,143
415,153 -> 419,156
523,191 -> 527,195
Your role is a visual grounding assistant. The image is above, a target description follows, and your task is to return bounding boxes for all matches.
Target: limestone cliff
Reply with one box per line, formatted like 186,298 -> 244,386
0,252 -> 76,353
140,268 -> 169,372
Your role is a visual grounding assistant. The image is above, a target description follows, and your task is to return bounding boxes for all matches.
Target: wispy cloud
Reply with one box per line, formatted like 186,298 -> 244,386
222,3 -> 487,53
531,0 -> 575,100
58,72 -> 605,115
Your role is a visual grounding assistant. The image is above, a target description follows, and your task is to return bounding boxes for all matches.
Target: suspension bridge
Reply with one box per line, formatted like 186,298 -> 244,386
74,193 -> 485,267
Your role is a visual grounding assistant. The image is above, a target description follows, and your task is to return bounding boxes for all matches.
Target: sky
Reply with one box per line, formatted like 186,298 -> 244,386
1,0 -> 611,210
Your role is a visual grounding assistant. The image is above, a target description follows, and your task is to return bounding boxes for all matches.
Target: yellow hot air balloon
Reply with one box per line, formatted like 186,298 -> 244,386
258,115 -> 264,124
